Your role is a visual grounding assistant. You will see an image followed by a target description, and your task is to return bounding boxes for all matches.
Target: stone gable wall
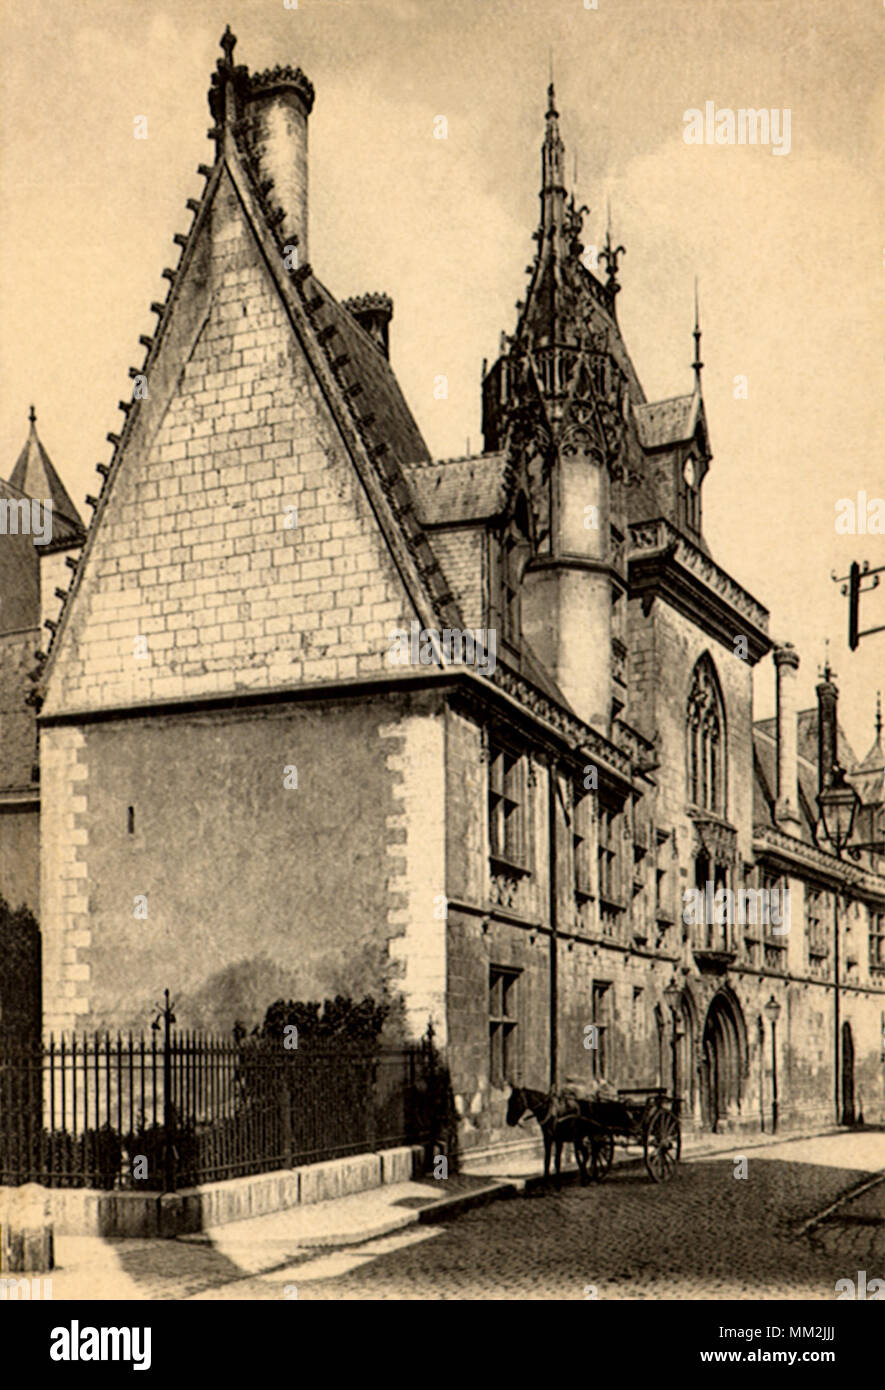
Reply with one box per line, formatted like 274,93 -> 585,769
44,169 -> 417,718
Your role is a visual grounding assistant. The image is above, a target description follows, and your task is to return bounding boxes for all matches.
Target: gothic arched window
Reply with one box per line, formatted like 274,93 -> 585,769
686,655 -> 726,814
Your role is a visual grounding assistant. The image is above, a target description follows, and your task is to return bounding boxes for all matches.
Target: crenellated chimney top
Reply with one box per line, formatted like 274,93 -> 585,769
343,294 -> 393,359
209,28 -> 314,262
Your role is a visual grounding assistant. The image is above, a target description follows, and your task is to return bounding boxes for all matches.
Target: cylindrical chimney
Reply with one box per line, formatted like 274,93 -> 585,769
773,643 -> 800,834
245,67 -> 314,262
817,665 -> 839,795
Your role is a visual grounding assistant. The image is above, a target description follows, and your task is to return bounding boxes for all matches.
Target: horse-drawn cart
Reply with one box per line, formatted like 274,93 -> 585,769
580,1087 -> 681,1183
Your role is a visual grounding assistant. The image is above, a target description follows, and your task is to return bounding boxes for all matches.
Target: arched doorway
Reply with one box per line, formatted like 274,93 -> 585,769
841,1022 -> 855,1126
701,991 -> 745,1132
676,993 -> 698,1119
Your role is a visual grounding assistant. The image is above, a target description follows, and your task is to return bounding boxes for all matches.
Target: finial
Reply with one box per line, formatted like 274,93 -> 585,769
220,25 -> 237,65
819,638 -> 835,683
599,208 -> 625,296
876,690 -> 882,741
692,277 -> 704,386
546,51 -> 557,120
28,404 -> 36,426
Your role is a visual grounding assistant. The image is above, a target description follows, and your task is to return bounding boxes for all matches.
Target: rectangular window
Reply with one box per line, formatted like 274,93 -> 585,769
489,744 -> 527,868
761,870 -> 787,970
870,913 -> 885,973
632,986 -> 645,1041
573,788 -> 594,898
598,804 -> 620,905
590,981 -> 613,1080
655,830 -> 674,924
806,888 -> 830,975
489,966 -> 520,1085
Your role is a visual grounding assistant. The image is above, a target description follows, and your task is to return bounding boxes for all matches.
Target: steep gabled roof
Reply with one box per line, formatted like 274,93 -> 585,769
635,392 -> 699,450
403,454 -> 508,526
38,32 -> 466,700
753,709 -> 864,846
323,290 -> 429,468
9,410 -> 83,532
0,480 -> 40,633
848,696 -> 885,808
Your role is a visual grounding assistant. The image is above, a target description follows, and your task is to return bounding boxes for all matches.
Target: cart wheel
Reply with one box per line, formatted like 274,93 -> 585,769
644,1108 -> 680,1183
591,1134 -> 614,1182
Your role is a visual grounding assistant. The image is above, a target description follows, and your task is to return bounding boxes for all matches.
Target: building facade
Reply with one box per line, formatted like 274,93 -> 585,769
29,32 -> 885,1154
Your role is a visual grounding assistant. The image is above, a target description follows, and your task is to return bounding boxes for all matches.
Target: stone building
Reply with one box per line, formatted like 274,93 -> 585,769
33,32 -> 884,1152
0,410 -> 83,1034
0,409 -> 83,917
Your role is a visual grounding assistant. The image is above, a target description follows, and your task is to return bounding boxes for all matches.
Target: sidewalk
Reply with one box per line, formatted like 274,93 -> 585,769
42,1121 -> 858,1300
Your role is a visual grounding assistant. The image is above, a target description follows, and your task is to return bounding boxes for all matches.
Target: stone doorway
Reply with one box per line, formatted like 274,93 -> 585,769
700,990 -> 744,1132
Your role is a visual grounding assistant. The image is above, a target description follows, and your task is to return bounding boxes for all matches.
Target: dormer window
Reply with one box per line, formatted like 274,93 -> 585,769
491,493 -> 532,650
683,455 -> 700,532
502,531 -> 520,643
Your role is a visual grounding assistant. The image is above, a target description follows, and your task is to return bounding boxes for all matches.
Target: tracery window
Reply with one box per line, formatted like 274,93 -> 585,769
686,655 -> 726,814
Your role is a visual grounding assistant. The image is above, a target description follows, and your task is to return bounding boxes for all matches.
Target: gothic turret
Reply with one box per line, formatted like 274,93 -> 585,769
481,86 -> 644,731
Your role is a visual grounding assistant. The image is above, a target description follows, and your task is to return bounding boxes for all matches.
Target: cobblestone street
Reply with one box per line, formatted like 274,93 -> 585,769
54,1131 -> 885,1302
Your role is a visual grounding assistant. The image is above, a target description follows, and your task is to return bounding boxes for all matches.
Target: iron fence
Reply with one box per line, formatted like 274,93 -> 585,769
0,1030 -> 436,1191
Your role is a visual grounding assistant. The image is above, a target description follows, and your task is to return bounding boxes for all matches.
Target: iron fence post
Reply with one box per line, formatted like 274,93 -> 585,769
152,989 -> 177,1193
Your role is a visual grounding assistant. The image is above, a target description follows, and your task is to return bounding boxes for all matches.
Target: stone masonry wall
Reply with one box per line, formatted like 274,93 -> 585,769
43,166 -> 417,718
41,693 -> 444,1037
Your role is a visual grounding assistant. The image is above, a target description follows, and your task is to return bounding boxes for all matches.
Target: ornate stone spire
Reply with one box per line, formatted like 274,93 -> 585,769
540,82 -> 566,251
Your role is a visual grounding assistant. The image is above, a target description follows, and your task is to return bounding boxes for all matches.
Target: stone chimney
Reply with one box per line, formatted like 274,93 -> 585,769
816,662 -> 839,795
208,32 -> 315,262
244,66 -> 315,262
773,643 -> 801,834
343,294 -> 393,359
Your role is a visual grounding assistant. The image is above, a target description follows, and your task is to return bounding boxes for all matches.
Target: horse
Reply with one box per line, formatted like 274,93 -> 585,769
506,1085 -> 591,1188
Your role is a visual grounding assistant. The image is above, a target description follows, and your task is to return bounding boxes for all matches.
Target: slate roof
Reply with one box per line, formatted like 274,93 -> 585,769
848,699 -> 884,806
0,478 -> 41,792
634,393 -> 699,450
316,282 -> 431,470
0,480 -> 41,633
10,416 -> 84,531
403,454 -> 508,526
753,711 -> 860,843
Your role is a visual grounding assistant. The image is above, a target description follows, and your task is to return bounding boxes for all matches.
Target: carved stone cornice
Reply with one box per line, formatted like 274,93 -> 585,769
753,824 -> 885,903
628,519 -> 771,664
487,660 -> 634,784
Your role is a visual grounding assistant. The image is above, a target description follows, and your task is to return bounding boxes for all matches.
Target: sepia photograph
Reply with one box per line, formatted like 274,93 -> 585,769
0,0 -> 883,1352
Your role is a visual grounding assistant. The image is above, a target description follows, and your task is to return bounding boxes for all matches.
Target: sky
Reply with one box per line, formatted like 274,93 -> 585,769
1,0 -> 883,759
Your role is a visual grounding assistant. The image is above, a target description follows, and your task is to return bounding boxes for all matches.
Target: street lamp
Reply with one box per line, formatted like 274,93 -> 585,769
817,764 -> 859,858
663,978 -> 682,1117
763,994 -> 781,1134
817,765 -> 860,1125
